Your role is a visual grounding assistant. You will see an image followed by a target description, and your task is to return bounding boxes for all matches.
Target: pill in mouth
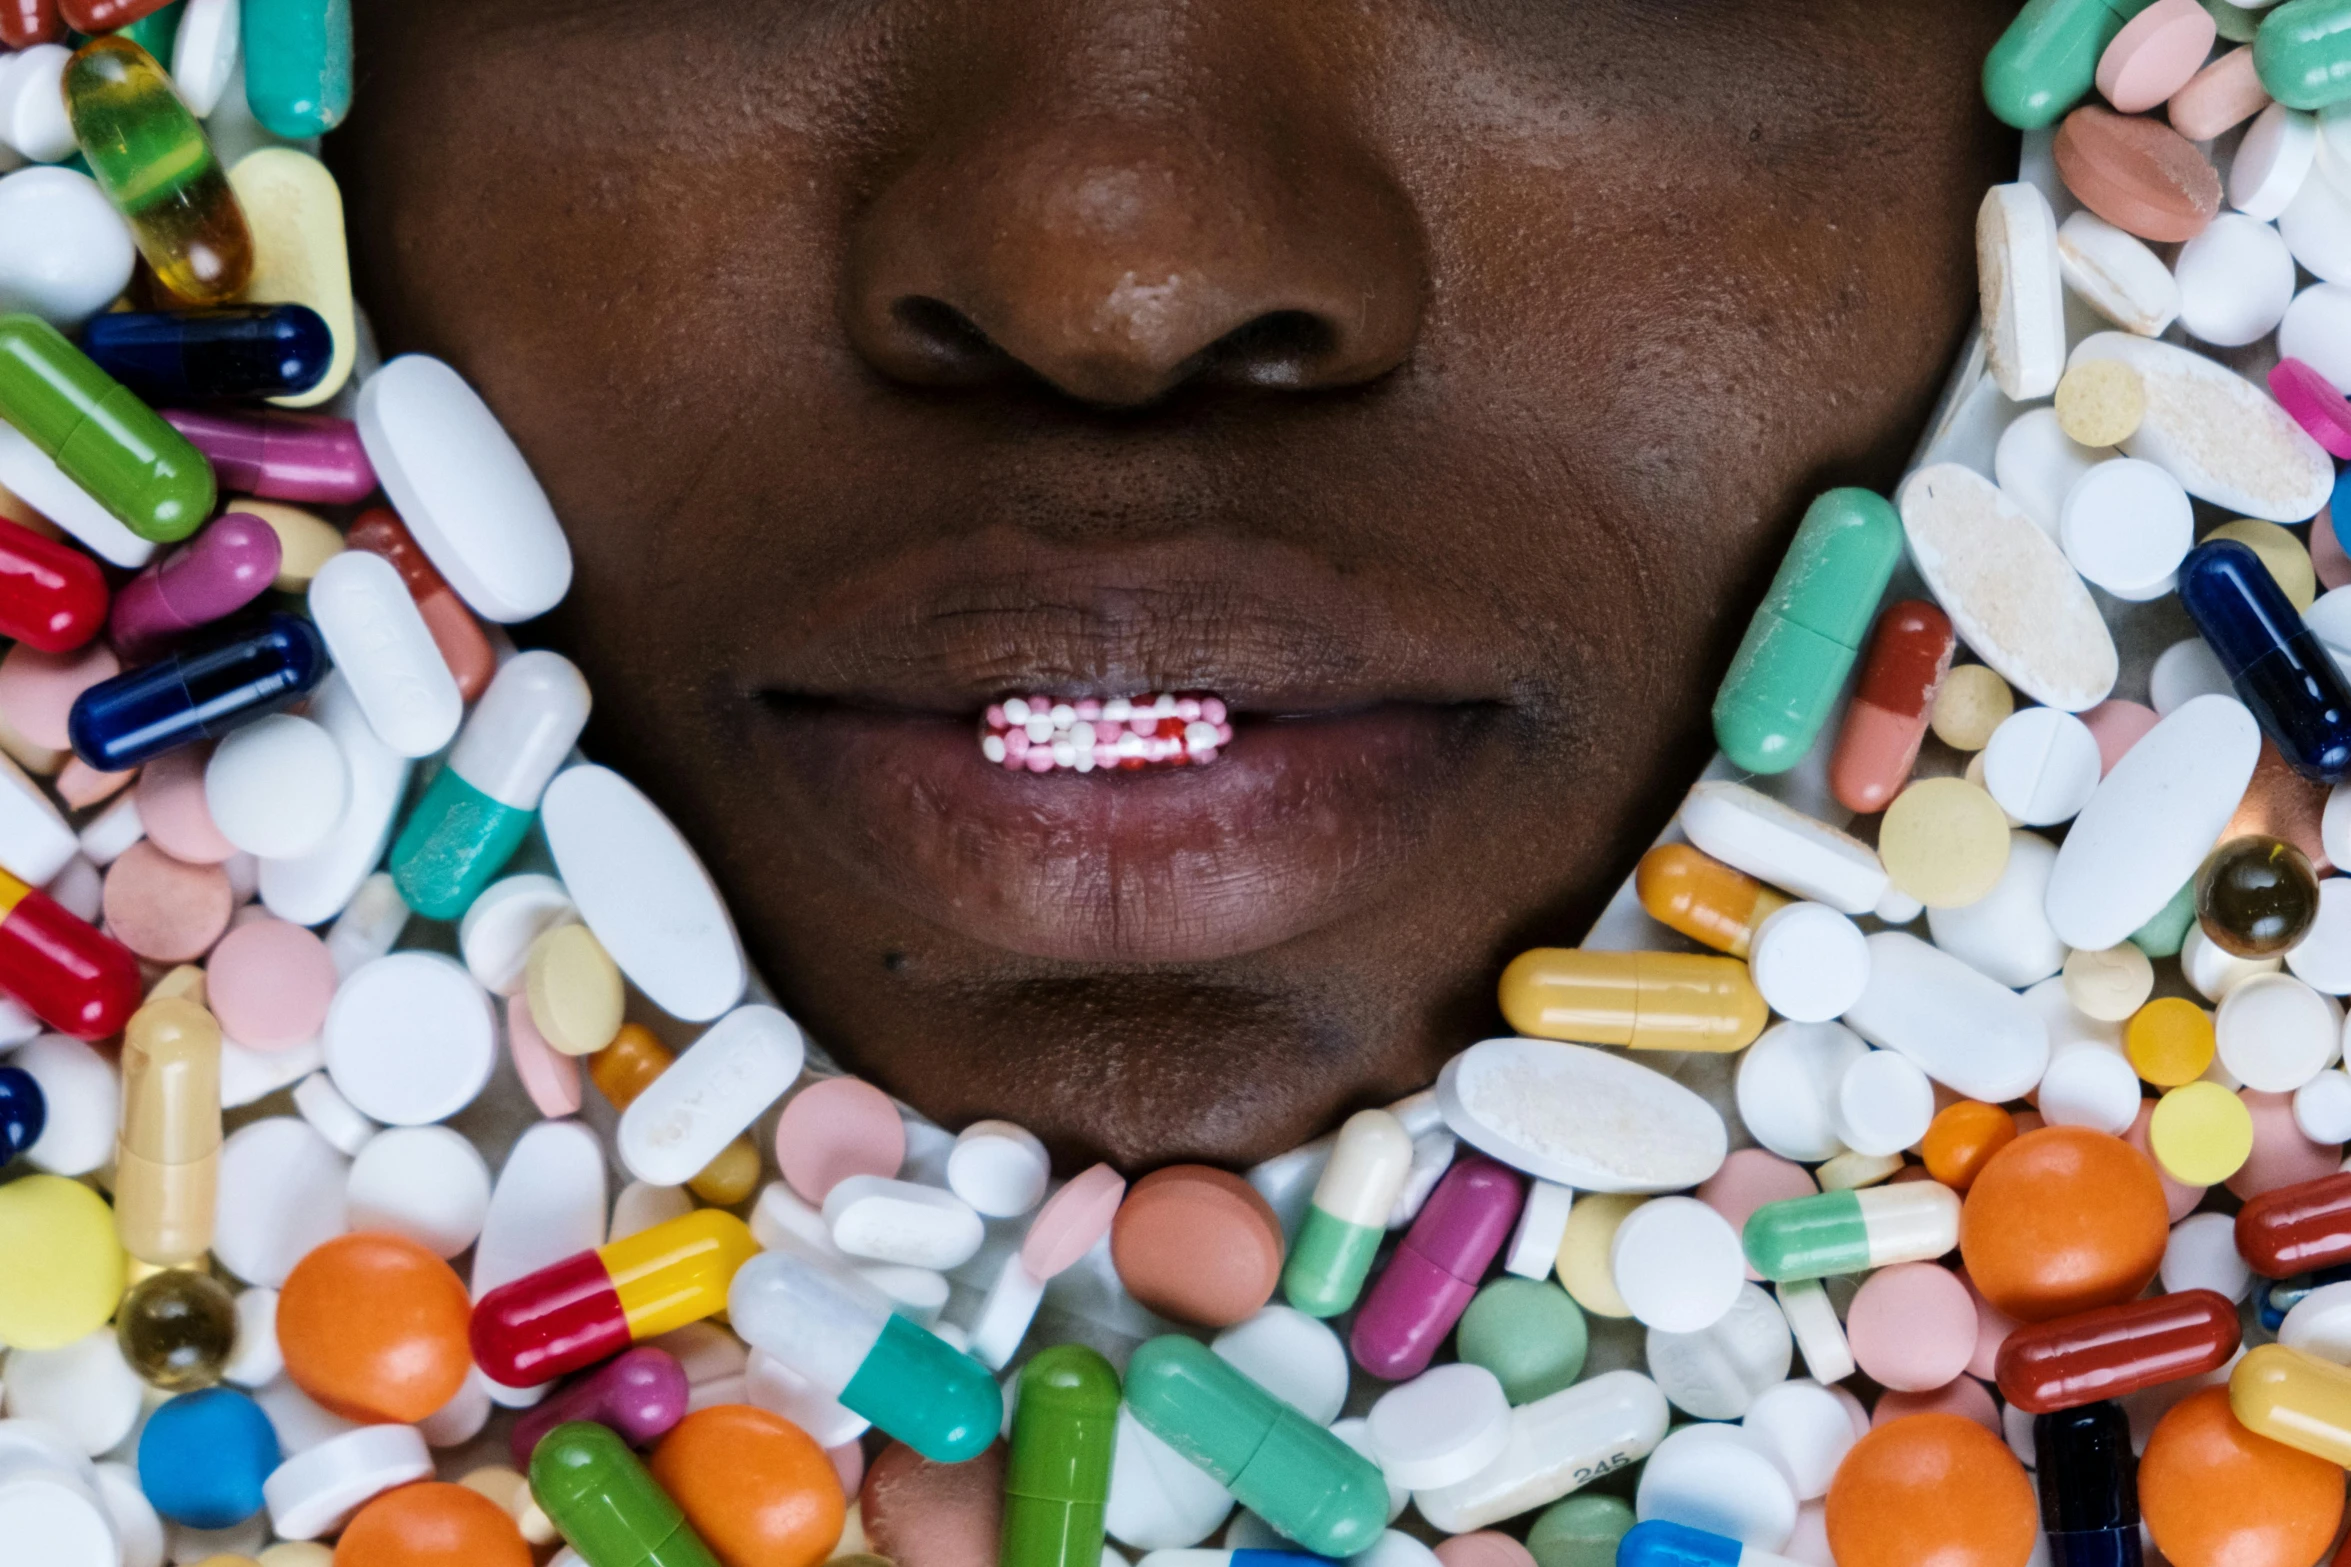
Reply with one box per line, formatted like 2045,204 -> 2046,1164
980,692 -> 1233,772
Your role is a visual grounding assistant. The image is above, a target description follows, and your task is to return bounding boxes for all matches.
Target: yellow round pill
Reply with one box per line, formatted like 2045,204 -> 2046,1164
525,923 -> 626,1057
2126,997 -> 2217,1088
258,1546 -> 336,1567
2054,359 -> 2146,448
2149,1082 -> 2254,1187
1555,1192 -> 1643,1318
1878,777 -> 2012,908
236,500 -> 343,593
2063,943 -> 2155,1022
1931,665 -> 2015,752
2206,518 -> 2318,613
686,1135 -> 763,1207
0,1175 -> 125,1350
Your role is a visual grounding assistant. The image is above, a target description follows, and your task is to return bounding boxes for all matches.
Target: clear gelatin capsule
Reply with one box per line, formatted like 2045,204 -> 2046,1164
1742,1183 -> 1962,1282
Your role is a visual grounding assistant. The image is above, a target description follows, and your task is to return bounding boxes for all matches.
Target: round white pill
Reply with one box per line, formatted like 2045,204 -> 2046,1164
1366,1363 -> 1511,1491
0,1442 -> 113,1567
0,1328 -> 143,1455
2218,972 -> 2343,1092
1636,1422 -> 1798,1551
2289,877 -> 2351,995
2283,283 -> 2351,393
204,713 -> 351,859
1831,1049 -> 1933,1158
90,1461 -> 162,1567
1742,1380 -> 1859,1502
1748,903 -> 1870,1024
2183,920 -> 2283,1002
1107,1408 -> 1233,1550
1994,407 -> 2107,538
291,1071 -> 378,1157
2160,1211 -> 2253,1302
1646,1282 -> 1793,1421
1212,1306 -> 1351,1426
946,1119 -> 1051,1218
221,1289 -> 283,1388
213,1116 -> 350,1288
2235,103 -> 2319,221
2061,459 -> 2193,596
457,874 -> 577,997
2062,942 -> 2156,1022
324,952 -> 497,1125
11,1033 -> 116,1177
1611,1195 -> 1746,1334
2151,638 -> 2236,716
1981,708 -> 2102,827
2297,1069 -> 2351,1145
1736,1022 -> 1868,1164
2175,213 -> 2299,346
262,1422 -> 433,1541
344,1125 -> 493,1258
2035,1043 -> 2143,1135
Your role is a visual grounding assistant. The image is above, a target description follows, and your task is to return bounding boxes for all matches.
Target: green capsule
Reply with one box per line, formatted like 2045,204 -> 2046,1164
114,2 -> 184,69
1003,1345 -> 1121,1567
2258,0 -> 2351,109
1742,1183 -> 1959,1283
1280,1109 -> 1413,1319
1123,1335 -> 1387,1559
1711,488 -> 1902,775
2130,877 -> 2199,959
0,314 -> 213,543
1983,0 -> 2158,129
391,765 -> 539,920
242,0 -> 353,137
529,1421 -> 723,1567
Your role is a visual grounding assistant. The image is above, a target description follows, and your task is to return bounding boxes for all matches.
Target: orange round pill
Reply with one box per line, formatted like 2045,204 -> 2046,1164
1109,1165 -> 1285,1327
335,1482 -> 531,1567
1920,1102 -> 2016,1192
650,1405 -> 846,1567
1824,1413 -> 2036,1567
1957,1127 -> 2167,1323
2140,1387 -> 2343,1567
277,1232 -> 473,1423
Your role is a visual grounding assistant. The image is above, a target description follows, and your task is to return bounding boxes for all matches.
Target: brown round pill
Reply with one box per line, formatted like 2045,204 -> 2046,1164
2053,105 -> 2219,243
862,1439 -> 1003,1567
1110,1164 -> 1285,1327
102,840 -> 235,964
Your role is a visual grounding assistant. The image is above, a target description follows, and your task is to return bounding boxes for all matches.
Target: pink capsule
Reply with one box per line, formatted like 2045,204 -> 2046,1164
108,513 -> 283,659
160,408 -> 378,505
1348,1154 -> 1523,1380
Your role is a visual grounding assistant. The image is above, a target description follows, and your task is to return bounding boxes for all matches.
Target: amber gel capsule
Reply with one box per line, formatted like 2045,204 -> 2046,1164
0,315 -> 215,545
62,38 -> 254,306
1498,948 -> 1767,1052
1633,844 -> 1789,959
114,996 -> 222,1268
1003,1345 -> 1120,1567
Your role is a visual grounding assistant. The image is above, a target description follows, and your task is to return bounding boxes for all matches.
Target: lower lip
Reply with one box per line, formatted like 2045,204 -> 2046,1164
756,699 -> 1493,964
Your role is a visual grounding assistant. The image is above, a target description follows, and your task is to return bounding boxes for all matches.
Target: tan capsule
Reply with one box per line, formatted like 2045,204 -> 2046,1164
114,995 -> 222,1267
1498,948 -> 1767,1053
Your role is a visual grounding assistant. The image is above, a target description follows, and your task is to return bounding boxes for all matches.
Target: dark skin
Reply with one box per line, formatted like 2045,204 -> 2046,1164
336,0 -> 2016,1172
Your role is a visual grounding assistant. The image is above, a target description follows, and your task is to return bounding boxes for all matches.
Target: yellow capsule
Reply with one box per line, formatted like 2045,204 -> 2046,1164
114,995 -> 222,1267
1498,948 -> 1767,1053
2231,1343 -> 2351,1465
228,149 -> 356,410
1634,843 -> 1789,958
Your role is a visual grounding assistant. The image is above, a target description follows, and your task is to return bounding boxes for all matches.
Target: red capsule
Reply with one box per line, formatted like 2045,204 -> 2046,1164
0,518 -> 107,653
56,0 -> 170,29
344,508 -> 497,702
2239,1171 -> 2351,1278
0,866 -> 140,1040
1829,599 -> 1955,815
1994,1288 -> 2240,1413
0,0 -> 60,48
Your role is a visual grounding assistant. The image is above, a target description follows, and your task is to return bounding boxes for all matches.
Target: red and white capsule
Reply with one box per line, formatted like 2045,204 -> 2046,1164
981,692 -> 1233,772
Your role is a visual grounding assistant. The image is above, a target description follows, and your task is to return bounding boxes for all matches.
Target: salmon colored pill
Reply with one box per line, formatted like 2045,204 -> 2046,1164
1870,1375 -> 2000,1436
1828,598 -> 1954,815
1824,1414 -> 2036,1567
2097,0 -> 2217,113
0,639 -> 118,751
206,917 -> 336,1050
56,757 -> 134,810
277,1231 -> 473,1424
136,746 -> 235,864
2053,104 -> 2222,242
2228,1090 -> 2342,1200
2314,508 -> 2351,593
650,1404 -> 847,1567
1920,1102 -> 2016,1192
1434,1535 -> 1538,1567
2169,45 -> 2270,140
344,509 -> 497,703
335,1482 -> 531,1567
1110,1164 -> 1285,1327
775,1076 -> 905,1203
1848,1263 -> 1977,1392
2080,700 -> 2160,775
506,993 -> 582,1119
102,841 -> 234,964
1958,1127 -> 2168,1322
1021,1162 -> 1127,1279
1959,1270 -> 2019,1383
2140,1387 -> 2343,1567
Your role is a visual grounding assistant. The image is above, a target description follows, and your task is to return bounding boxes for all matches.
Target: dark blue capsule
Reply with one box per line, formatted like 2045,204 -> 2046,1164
67,612 -> 329,771
0,1064 -> 43,1161
80,305 -> 334,404
2179,539 -> 2351,783
2036,1402 -> 2140,1567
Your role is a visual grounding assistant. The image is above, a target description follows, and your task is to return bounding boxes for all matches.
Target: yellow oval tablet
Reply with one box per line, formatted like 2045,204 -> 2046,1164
1930,664 -> 2015,751
233,499 -> 344,592
2149,1081 -> 2253,1187
229,148 -> 357,409
526,923 -> 626,1057
0,1174 -> 126,1350
258,1546 -> 337,1567
1879,777 -> 2012,908
1815,1150 -> 1905,1190
2062,943 -> 2154,1022
2206,518 -> 2317,613
1555,1192 -> 1643,1318
2126,996 -> 2216,1088
2054,359 -> 2146,448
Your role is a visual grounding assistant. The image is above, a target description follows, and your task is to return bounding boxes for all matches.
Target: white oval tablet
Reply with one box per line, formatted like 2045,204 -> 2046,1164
2283,159 -> 2351,282
1678,781 -> 1889,916
1748,903 -> 1870,1024
1842,931 -> 2050,1102
354,355 -> 573,621
967,1251 -> 1047,1371
2035,1044 -> 2144,1135
1832,1050 -> 1934,1158
2056,208 -> 2181,335
213,1117 -> 350,1288
1212,1307 -> 1351,1426
1645,1282 -> 1793,1422
1742,1380 -> 1857,1503
1979,183 -> 2066,400
324,952 -> 496,1126
2069,333 -> 2335,522
1899,463 -> 2117,711
345,1125 -> 493,1258
946,1120 -> 1051,1219
2060,458 -> 2194,596
2046,694 -> 2263,951
1775,1279 -> 1855,1385
2282,283 -> 2351,392
1367,1364 -> 1512,1491
617,1004 -> 806,1186
0,168 -> 136,331
1610,1196 -> 1745,1334
255,1374 -> 365,1454
1995,407 -> 2109,537
541,765 -> 746,1023
2162,1212 -> 2254,1302
0,1329 -> 143,1456
2235,103 -> 2319,220
0,47 -> 74,163
1925,831 -> 2068,988
1736,1022 -> 1868,1165
2176,213 -> 2298,348
458,875 -> 578,997
1980,708 -> 2103,828
2217,972 -> 2343,1092
0,1440 -> 112,1567
821,1175 -> 986,1270
1635,1422 -> 1798,1552
1107,1407 -> 1234,1550
1438,1037 -> 1727,1194
171,0 -> 240,117
291,1071 -> 378,1156
473,1119 -> 608,1300
306,550 -> 463,759
2298,1069 -> 2351,1144
11,1033 -> 117,1177
261,1422 -> 433,1541
2151,638 -> 2236,716
204,713 -> 349,860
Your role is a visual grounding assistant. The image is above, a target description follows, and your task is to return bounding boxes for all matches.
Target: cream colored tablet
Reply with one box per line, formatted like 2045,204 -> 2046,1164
229,149 -> 356,409
2068,332 -> 2335,522
1978,183 -> 2065,399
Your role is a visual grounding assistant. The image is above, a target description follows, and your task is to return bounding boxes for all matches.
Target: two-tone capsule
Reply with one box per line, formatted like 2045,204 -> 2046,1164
161,409 -> 378,506
1830,599 -> 1955,813
68,611 -> 329,771
2034,1403 -> 2139,1567
2237,1170 -> 2351,1278
1414,1369 -> 1671,1533
1742,1183 -> 1962,1282
1995,1289 -> 2240,1413
2180,539 -> 2351,782
108,512 -> 282,659
471,1209 -> 758,1388
114,996 -> 221,1268
1633,844 -> 1789,959
1618,1520 -> 1804,1567
530,1420 -> 722,1567
0,314 -> 215,544
0,516 -> 108,652
1350,1155 -> 1522,1381
0,865 -> 139,1039
344,507 -> 496,700
1281,1109 -> 1413,1319
1003,1345 -> 1120,1567
1497,948 -> 1767,1053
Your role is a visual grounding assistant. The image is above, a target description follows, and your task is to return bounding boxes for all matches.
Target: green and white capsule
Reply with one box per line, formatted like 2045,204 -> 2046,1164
1282,1109 -> 1414,1318
1741,1182 -> 1961,1282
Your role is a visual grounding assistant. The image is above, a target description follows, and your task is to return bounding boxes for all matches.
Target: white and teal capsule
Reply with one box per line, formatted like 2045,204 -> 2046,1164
1281,1109 -> 1414,1318
1741,1182 -> 1960,1282
1140,1553 -> 1340,1567
1618,1520 -> 1805,1567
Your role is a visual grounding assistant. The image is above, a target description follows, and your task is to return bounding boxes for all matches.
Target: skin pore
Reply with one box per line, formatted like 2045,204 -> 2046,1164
335,0 -> 2018,1172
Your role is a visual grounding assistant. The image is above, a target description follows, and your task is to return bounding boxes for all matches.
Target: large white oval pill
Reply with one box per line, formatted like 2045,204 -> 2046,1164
205,713 -> 349,860
1437,1037 -> 1727,1194
617,1004 -> 806,1186
1841,931 -> 2049,1103
1677,781 -> 1889,917
822,1175 -> 986,1270
307,551 -> 462,758
0,167 -> 135,330
2068,332 -> 2334,522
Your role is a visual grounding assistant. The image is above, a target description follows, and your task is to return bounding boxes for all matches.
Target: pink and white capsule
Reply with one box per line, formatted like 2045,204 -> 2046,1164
980,693 -> 1233,772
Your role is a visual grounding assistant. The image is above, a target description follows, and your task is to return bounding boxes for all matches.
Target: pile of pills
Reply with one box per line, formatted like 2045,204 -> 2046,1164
18,2 -> 2351,1566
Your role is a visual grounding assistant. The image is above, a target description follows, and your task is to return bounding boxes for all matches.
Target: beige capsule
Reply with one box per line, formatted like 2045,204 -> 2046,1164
115,995 -> 222,1267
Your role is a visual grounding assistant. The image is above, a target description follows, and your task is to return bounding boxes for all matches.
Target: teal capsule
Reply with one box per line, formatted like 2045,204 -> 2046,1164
1983,0 -> 2159,129
1123,1335 -> 1387,1559
1711,488 -> 1903,775
1280,1109 -> 1413,1319
240,0 -> 351,136
1003,1345 -> 1121,1567
2258,0 -> 2351,109
114,1 -> 182,68
530,1421 -> 721,1567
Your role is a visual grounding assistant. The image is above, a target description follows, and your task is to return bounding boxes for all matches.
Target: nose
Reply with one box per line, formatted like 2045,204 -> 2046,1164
843,107 -> 1426,409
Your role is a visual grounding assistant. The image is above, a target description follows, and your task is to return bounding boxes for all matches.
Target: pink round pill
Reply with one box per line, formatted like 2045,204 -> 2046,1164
507,992 -> 582,1121
775,1076 -> 906,1203
2227,1089 -> 2342,1200
1847,1262 -> 1977,1392
1021,1162 -> 1127,1279
828,1442 -> 865,1501
138,745 -> 235,864
1872,1375 -> 2001,1436
2168,45 -> 2271,142
2096,0 -> 2217,114
1435,1535 -> 1538,1567
54,757 -> 132,811
101,840 -> 233,964
2315,506 -> 2351,592
206,917 -> 336,1049
1958,1268 -> 2019,1383
1696,1148 -> 1817,1281
2127,1098 -> 2208,1221
2271,359 -> 2351,458
0,640 -> 117,750
2080,700 -> 2160,776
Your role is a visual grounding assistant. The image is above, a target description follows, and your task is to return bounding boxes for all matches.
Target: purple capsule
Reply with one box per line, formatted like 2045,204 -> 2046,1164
109,513 -> 283,660
1348,1154 -> 1523,1381
509,1344 -> 690,1467
160,408 -> 378,505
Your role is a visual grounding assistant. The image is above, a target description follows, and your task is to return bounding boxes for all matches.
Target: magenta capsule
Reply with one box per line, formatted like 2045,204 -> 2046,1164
1348,1154 -> 1523,1380
509,1344 -> 690,1467
159,408 -> 377,505
108,514 -> 283,660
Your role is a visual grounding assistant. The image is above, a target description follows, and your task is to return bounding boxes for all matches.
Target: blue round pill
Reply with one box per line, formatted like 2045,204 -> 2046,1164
0,1065 -> 42,1160
136,1386 -> 280,1528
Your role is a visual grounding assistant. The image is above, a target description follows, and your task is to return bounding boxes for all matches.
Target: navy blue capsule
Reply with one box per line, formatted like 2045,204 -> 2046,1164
2036,1403 -> 2140,1567
80,305 -> 333,404
2178,539 -> 2351,783
67,612 -> 328,771
0,1064 -> 42,1161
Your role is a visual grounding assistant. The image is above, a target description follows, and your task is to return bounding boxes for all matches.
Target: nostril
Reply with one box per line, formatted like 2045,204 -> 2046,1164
885,296 -> 1020,384
1195,310 -> 1340,390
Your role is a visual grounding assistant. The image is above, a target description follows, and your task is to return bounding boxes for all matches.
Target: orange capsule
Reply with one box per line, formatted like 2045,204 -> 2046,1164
1830,599 -> 1956,815
1920,1102 -> 2017,1192
1633,843 -> 1789,958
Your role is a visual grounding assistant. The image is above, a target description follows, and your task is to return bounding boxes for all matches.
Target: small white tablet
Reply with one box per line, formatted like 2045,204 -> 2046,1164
1981,707 -> 2103,827
1748,903 -> 1870,1024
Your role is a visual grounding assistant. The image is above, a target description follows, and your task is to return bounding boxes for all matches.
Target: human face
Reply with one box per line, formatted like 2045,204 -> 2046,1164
336,0 -> 2016,1169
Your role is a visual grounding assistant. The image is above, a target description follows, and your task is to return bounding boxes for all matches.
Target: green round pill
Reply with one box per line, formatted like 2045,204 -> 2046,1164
1454,1277 -> 1587,1405
1527,1494 -> 1636,1567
